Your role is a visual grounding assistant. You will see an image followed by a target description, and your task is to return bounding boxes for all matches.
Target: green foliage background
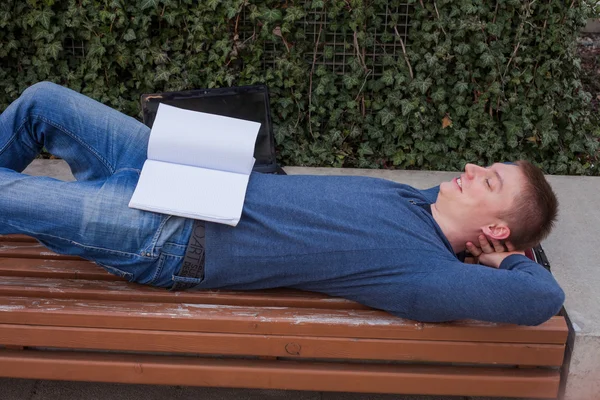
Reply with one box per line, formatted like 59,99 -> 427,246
0,0 -> 598,174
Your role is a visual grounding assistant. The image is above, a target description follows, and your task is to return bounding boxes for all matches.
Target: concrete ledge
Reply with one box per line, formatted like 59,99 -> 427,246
583,19 -> 600,33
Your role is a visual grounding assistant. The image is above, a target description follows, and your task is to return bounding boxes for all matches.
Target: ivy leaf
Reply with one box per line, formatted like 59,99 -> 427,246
381,70 -> 394,86
0,11 -> 10,28
454,105 -> 468,117
283,7 -> 305,22
262,9 -> 282,23
140,0 -> 159,10
454,43 -> 471,55
123,29 -> 136,41
454,81 -> 469,93
163,12 -> 177,26
311,0 -> 325,9
39,9 -> 54,30
358,142 -> 374,156
387,91 -> 403,107
462,3 -> 479,14
225,73 -> 235,86
155,67 -> 171,82
83,72 -> 98,82
6,40 -> 19,51
153,50 -> 169,64
24,12 -> 37,28
425,53 -> 438,67
378,108 -> 396,126
409,77 -> 433,94
45,41 -> 62,59
431,88 -> 445,102
32,28 -> 48,41
400,99 -> 416,117
480,52 -> 495,67
393,150 -> 405,165
277,97 -> 294,109
88,43 -> 106,58
342,74 -> 360,89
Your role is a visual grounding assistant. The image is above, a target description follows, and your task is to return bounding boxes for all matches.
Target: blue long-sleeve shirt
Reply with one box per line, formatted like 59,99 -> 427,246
201,173 -> 565,326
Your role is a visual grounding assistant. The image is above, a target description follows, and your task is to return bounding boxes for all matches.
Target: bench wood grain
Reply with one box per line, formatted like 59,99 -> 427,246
0,235 -> 569,398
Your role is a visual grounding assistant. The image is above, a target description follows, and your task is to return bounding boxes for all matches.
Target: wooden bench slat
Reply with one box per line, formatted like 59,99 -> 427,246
0,236 -> 570,397
0,296 -> 568,343
0,258 -> 121,281
0,275 -> 364,309
0,258 -> 356,305
0,323 -> 565,366
0,235 -> 37,243
0,257 -> 353,301
0,349 -> 561,398
0,241 -> 80,260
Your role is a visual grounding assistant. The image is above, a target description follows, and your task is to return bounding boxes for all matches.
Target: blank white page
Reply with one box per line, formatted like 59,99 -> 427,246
128,160 -> 251,226
148,103 -> 260,174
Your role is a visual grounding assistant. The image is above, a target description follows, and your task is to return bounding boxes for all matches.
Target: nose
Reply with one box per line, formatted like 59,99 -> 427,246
464,163 -> 486,179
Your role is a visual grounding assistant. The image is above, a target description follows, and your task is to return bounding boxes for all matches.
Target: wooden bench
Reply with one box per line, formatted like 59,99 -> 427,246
0,234 -> 570,398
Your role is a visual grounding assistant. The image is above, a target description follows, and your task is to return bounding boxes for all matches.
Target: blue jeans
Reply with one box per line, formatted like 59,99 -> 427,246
0,82 -> 193,287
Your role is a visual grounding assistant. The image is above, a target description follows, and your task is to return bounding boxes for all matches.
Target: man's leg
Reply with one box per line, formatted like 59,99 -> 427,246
0,81 -> 150,178
0,168 -> 178,280
0,82 -> 191,286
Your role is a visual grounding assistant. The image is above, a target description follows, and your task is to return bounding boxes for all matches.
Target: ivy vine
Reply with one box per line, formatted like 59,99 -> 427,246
0,0 -> 598,174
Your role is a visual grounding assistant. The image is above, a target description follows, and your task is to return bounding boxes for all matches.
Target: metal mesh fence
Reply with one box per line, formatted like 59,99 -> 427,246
64,3 -> 412,77
64,37 -> 85,58
240,3 -> 413,76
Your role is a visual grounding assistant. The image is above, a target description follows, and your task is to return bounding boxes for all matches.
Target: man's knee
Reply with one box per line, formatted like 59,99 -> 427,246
20,81 -> 66,106
22,81 -> 60,96
16,82 -> 76,119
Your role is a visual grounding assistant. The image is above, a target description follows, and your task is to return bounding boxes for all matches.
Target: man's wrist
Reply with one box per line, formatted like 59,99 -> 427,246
498,253 -> 527,270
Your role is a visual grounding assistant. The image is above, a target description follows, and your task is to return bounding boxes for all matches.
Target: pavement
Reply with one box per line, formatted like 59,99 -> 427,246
0,160 -> 598,400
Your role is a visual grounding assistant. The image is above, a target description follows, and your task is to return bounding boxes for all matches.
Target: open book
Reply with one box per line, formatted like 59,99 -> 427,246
129,103 -> 260,226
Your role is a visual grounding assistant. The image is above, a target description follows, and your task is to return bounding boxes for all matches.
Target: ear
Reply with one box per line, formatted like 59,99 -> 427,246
482,224 -> 511,240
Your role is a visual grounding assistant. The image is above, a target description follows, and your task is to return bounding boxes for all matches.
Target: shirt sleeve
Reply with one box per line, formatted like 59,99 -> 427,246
409,254 -> 565,325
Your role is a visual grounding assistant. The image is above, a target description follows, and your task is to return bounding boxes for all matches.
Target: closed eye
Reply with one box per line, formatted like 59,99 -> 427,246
486,179 -> 492,190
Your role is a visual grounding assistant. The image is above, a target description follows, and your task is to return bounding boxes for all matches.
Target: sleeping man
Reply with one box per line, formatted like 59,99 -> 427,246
0,82 -> 564,326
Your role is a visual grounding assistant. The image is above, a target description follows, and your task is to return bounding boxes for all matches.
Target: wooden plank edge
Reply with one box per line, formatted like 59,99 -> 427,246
0,235 -> 37,243
0,261 -> 121,281
0,276 -> 365,310
0,296 -> 569,344
0,349 -> 561,398
0,323 -> 565,366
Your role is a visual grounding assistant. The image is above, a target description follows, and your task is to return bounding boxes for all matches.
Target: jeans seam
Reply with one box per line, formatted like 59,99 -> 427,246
96,261 -> 135,281
0,119 -> 39,158
116,167 -> 141,174
145,214 -> 172,256
29,114 -> 115,176
0,83 -> 45,158
148,253 -> 166,285
25,229 -> 148,258
163,243 -> 187,250
112,167 -> 165,257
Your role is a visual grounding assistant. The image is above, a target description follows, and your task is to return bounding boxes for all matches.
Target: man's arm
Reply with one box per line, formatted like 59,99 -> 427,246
409,255 -> 565,326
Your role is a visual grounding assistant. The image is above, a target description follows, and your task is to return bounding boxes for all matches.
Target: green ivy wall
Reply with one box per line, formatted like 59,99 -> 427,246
0,0 -> 598,174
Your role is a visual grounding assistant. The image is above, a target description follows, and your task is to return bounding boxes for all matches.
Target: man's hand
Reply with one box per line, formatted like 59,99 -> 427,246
465,235 -> 525,268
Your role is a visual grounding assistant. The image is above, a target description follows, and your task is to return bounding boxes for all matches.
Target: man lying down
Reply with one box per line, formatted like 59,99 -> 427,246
0,82 -> 564,326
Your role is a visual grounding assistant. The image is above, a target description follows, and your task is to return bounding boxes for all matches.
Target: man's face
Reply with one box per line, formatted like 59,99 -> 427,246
437,163 -> 525,235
